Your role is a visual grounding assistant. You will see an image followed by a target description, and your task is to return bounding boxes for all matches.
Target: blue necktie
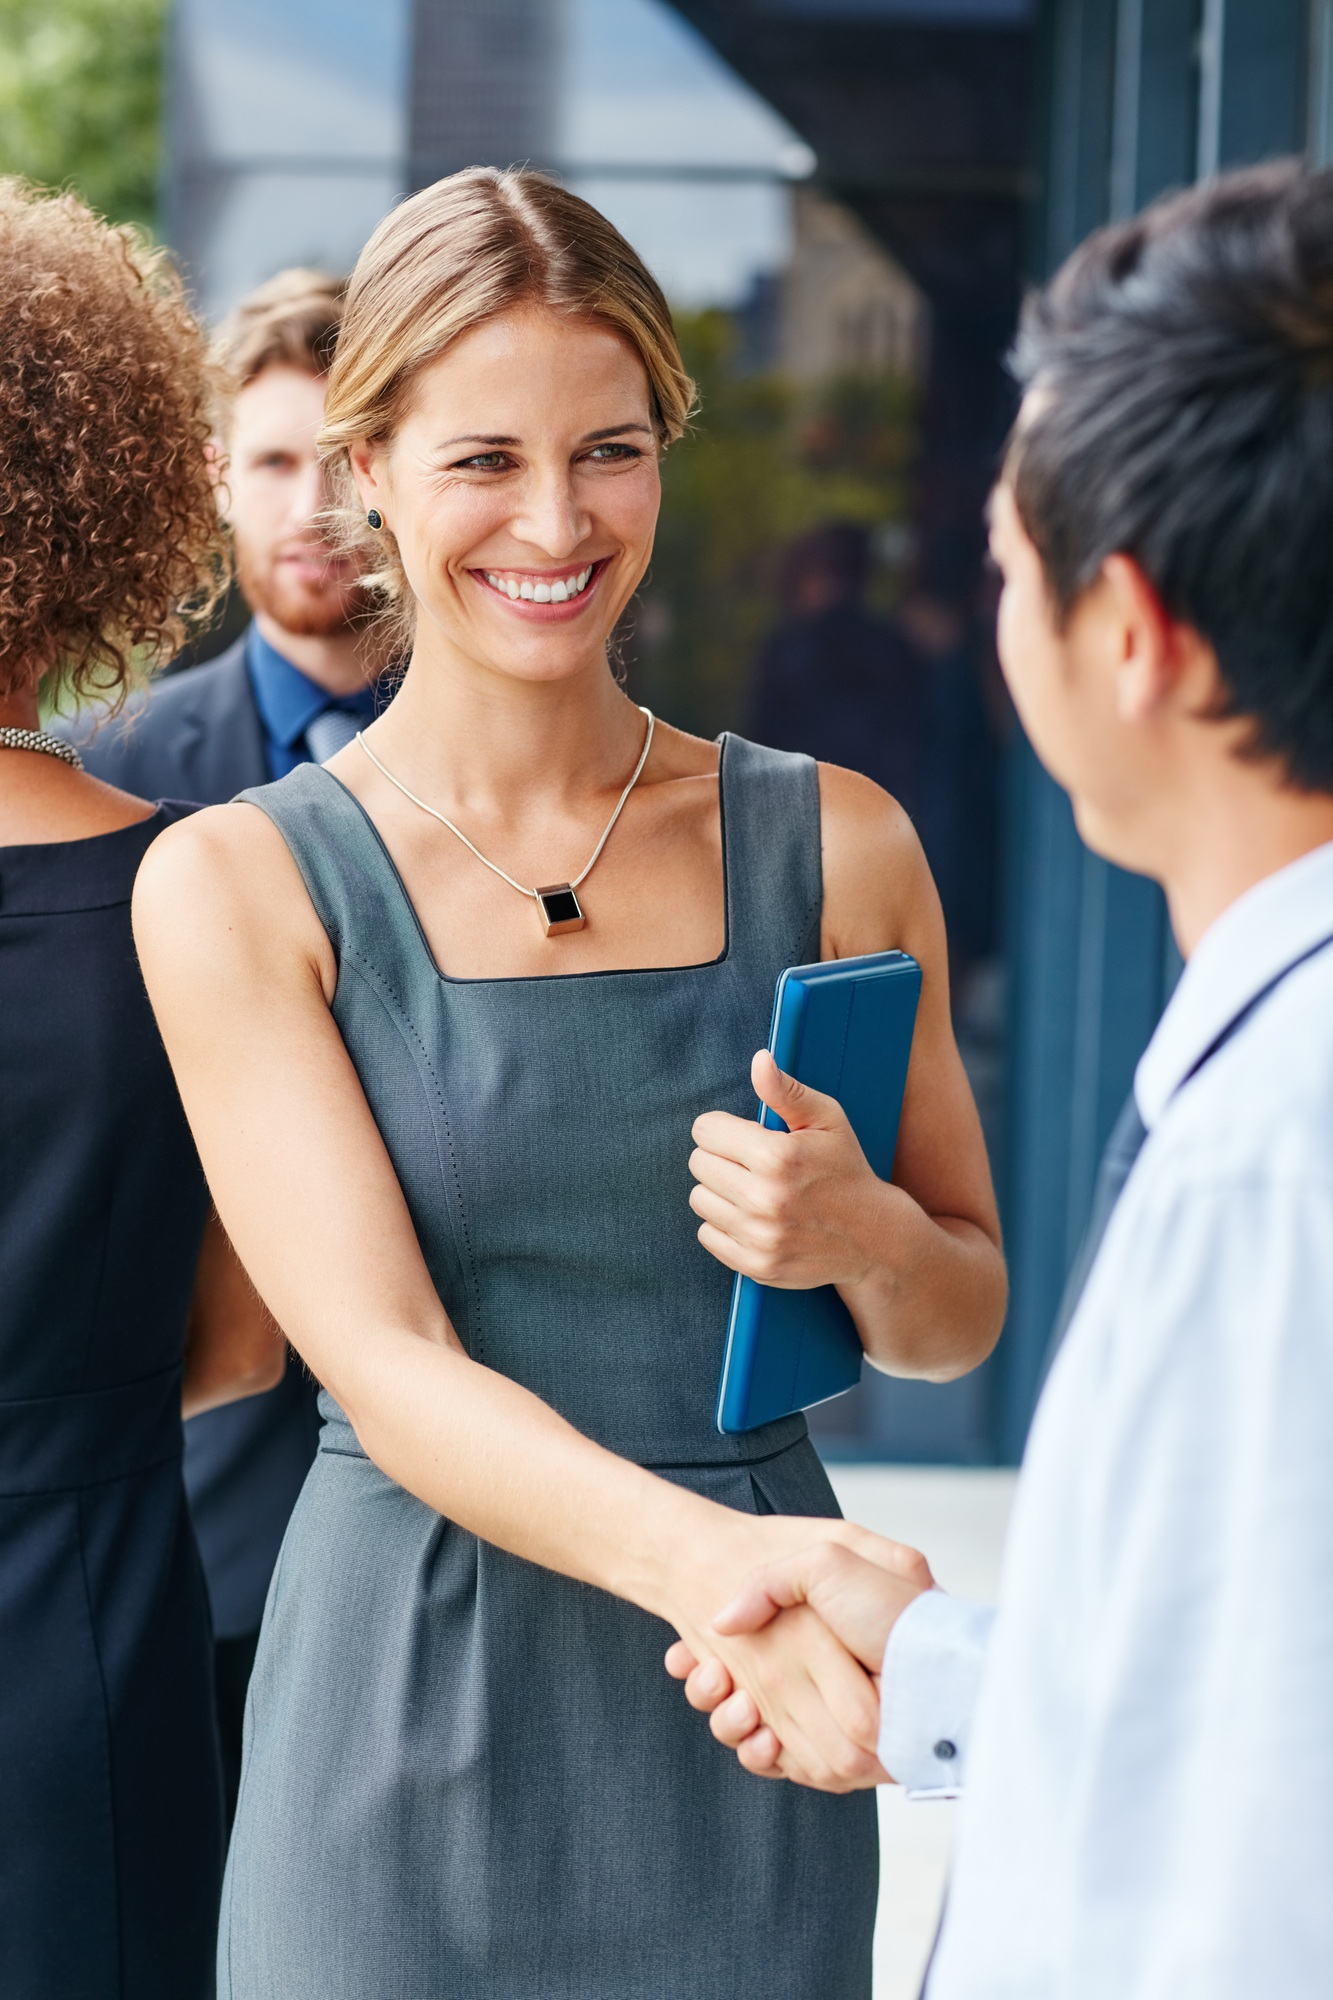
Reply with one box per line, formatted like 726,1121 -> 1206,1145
303,709 -> 362,765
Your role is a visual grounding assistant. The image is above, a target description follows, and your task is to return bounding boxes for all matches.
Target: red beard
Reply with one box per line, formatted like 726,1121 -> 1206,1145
234,537 -> 374,639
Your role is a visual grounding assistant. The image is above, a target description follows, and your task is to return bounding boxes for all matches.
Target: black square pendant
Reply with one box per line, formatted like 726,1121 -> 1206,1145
536,883 -> 585,936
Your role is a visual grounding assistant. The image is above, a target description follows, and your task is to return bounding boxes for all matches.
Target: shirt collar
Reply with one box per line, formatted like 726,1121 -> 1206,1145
1135,838 -> 1333,1129
246,625 -> 378,751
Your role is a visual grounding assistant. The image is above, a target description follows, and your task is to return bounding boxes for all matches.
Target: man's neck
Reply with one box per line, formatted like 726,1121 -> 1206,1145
252,611 -> 372,698
1157,771 -> 1333,958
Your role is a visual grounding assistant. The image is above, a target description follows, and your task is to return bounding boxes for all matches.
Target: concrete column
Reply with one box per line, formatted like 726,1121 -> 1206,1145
164,0 -> 563,317
406,0 -> 563,191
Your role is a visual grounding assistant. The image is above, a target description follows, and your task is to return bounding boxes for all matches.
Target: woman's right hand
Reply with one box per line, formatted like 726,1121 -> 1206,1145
657,1511 -> 901,1792
665,1531 -> 936,1787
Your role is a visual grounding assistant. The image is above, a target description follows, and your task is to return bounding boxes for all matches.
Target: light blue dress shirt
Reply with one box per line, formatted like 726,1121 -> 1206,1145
882,839 -> 1333,1997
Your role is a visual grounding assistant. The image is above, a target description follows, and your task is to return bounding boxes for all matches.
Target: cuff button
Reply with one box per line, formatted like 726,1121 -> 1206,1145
933,1739 -> 958,1761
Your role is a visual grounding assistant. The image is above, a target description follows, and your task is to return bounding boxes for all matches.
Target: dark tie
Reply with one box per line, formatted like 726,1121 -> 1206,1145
303,708 -> 362,765
1041,920 -> 1333,1386
1039,1094 -> 1148,1383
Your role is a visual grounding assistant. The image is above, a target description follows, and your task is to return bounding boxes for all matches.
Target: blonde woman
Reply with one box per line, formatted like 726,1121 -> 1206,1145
135,169 -> 1006,1997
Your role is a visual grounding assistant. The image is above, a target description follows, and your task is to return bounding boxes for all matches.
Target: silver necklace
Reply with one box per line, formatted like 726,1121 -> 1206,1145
355,706 -> 655,937
0,726 -> 84,770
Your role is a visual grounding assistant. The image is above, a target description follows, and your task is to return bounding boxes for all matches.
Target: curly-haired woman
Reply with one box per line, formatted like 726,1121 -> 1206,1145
0,181 -> 285,1999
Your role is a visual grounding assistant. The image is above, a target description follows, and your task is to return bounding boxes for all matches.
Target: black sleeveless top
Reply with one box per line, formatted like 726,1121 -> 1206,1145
0,805 -> 222,1999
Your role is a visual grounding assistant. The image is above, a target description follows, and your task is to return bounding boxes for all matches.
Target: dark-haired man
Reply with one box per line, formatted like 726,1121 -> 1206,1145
674,160 -> 1333,1994
74,268 -> 385,1816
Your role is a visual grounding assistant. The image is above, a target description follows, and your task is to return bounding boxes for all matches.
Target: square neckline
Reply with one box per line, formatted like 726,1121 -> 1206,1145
317,734 -> 735,987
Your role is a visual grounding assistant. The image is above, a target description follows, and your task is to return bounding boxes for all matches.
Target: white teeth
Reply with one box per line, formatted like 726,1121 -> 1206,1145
485,564 -> 595,601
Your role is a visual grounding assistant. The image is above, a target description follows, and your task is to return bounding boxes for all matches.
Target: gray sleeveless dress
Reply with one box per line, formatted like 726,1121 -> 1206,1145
219,734 -> 878,1999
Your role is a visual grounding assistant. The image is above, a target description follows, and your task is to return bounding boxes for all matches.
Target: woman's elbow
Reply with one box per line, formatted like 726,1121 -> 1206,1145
932,1249 -> 1008,1379
244,1338 -> 289,1397
862,1239 -> 1007,1382
181,1334 -> 288,1420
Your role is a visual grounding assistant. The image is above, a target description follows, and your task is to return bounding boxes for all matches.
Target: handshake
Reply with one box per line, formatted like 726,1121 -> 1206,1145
664,1521 -> 936,1792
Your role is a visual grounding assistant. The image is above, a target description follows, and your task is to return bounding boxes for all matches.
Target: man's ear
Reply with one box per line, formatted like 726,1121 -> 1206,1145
1101,553 -> 1190,725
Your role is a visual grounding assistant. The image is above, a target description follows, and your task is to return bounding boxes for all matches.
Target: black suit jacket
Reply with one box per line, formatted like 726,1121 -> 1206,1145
74,627 -> 321,1640
71,633 -> 268,802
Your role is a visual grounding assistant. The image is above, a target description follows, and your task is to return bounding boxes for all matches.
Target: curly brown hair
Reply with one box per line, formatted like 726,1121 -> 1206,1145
0,179 -> 229,710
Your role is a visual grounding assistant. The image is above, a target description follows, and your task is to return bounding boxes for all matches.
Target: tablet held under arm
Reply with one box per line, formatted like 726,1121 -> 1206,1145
715,950 -> 922,1435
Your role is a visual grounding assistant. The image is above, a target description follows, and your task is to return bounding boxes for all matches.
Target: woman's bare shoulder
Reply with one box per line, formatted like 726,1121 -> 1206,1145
815,761 -> 940,961
134,799 -> 331,981
137,798 -> 290,897
817,760 -> 919,852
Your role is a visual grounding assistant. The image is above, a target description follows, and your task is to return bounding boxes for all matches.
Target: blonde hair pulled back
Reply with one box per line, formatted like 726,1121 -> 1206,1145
319,168 -> 696,651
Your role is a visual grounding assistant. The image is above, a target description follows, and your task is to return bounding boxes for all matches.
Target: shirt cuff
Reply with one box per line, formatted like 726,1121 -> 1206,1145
878,1588 -> 996,1795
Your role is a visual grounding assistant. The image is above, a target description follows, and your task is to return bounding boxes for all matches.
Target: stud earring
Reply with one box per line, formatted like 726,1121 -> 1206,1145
366,508 -> 383,531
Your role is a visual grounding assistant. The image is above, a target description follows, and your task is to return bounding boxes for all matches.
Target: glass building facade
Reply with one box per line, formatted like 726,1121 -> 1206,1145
165,0 -> 1333,1460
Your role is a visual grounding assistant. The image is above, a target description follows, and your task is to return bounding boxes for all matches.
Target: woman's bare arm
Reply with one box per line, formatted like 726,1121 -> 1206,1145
133,802 -> 890,1791
689,764 -> 1006,1379
182,1209 -> 288,1419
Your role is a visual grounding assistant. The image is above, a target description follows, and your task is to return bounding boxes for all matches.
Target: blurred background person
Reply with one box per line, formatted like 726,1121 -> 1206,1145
750,521 -> 925,822
0,180 -> 284,2000
900,582 -> 1006,998
70,264 -> 387,1820
749,521 -> 1003,994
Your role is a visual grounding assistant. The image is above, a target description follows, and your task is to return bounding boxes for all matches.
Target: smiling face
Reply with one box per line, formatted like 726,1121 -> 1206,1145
350,307 -> 662,687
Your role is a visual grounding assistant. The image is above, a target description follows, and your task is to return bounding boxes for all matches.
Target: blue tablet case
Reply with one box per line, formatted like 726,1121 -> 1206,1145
715,950 -> 922,1434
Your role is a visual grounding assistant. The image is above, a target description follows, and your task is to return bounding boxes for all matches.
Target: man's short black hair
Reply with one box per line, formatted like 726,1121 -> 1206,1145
1007,159 -> 1333,792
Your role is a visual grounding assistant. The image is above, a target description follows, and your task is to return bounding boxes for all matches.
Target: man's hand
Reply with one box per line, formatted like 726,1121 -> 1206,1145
665,1536 -> 934,1786
658,1515 -> 913,1793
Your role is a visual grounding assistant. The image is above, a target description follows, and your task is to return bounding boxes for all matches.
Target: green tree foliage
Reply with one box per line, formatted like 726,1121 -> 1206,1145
0,0 -> 168,231
627,308 -> 914,738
